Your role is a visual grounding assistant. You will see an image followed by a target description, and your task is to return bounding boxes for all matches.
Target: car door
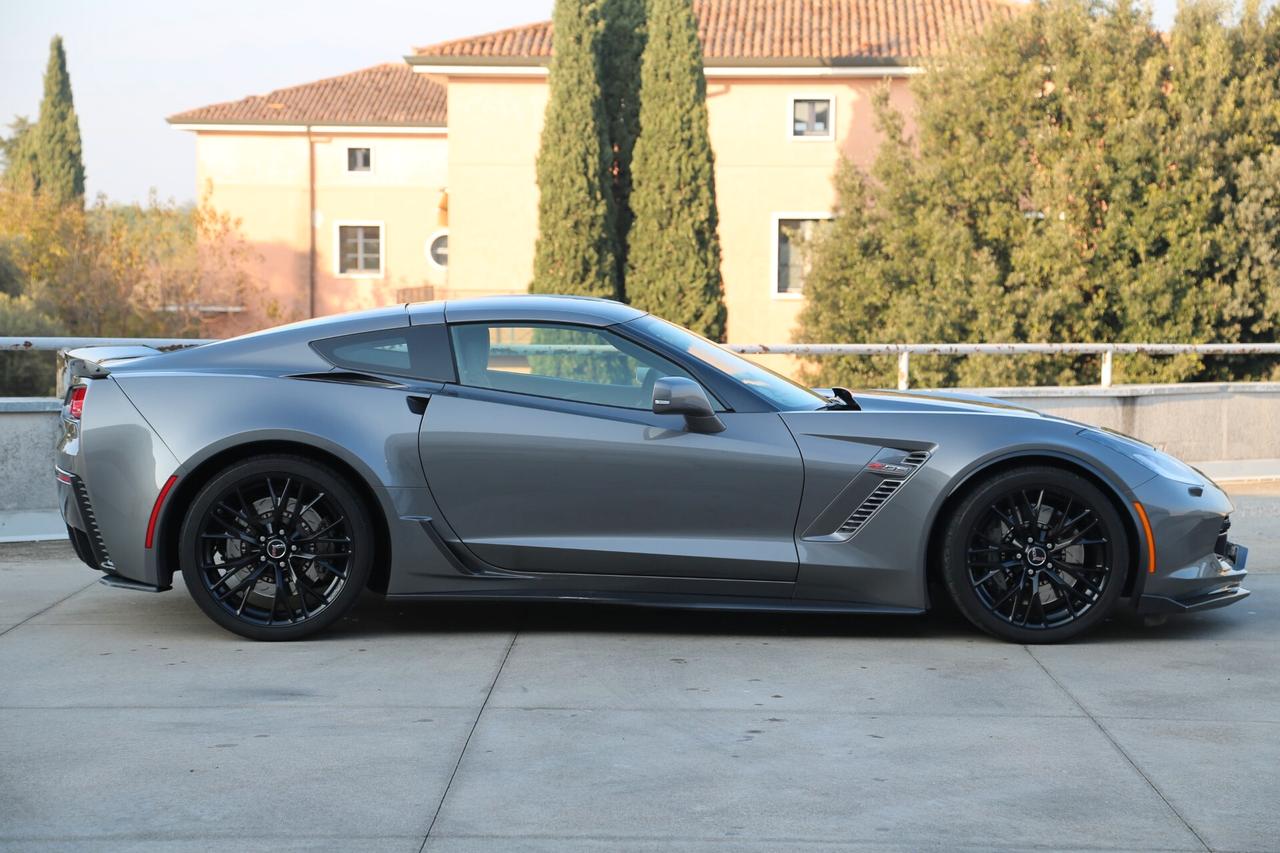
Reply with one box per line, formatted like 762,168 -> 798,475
417,321 -> 804,583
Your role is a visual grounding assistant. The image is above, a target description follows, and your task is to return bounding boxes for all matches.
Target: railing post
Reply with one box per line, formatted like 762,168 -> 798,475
56,349 -> 68,398
1100,349 -> 1113,388
897,351 -> 910,390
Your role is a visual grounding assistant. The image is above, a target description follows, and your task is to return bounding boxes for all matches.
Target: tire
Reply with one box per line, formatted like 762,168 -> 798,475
940,465 -> 1129,643
179,454 -> 374,641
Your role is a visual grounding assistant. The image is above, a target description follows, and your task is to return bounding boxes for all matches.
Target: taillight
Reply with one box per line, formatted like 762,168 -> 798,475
68,386 -> 87,420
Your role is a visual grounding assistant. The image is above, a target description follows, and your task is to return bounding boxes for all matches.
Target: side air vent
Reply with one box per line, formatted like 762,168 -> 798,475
837,451 -> 930,538
72,477 -> 115,571
288,371 -> 407,389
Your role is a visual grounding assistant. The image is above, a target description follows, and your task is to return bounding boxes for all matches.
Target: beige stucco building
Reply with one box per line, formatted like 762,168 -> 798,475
170,64 -> 450,320
172,0 -> 1015,342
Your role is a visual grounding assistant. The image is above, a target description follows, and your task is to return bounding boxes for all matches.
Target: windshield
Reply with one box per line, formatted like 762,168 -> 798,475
626,315 -> 827,411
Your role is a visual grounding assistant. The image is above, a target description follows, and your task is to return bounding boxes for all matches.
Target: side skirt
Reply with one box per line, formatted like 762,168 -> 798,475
381,589 -> 924,615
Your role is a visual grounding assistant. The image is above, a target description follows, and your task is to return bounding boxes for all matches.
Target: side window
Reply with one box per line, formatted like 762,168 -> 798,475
450,323 -> 716,411
312,325 -> 455,382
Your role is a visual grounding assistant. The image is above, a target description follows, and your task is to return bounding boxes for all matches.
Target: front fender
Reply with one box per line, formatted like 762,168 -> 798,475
781,408 -> 1158,608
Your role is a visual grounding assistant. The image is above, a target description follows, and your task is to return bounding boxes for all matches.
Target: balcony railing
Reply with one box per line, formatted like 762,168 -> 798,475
5,337 -> 1280,391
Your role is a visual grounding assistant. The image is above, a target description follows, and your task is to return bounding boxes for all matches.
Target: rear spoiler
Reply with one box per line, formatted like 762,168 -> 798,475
62,345 -> 164,385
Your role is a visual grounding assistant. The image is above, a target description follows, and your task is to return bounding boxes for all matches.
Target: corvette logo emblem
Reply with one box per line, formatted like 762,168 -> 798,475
866,461 -> 912,476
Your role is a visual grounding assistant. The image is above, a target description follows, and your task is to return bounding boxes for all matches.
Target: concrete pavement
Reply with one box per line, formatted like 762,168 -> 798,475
1,489 -> 1277,852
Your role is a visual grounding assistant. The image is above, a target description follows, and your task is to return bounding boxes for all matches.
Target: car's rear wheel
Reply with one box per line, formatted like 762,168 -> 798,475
179,455 -> 373,641
940,465 -> 1129,643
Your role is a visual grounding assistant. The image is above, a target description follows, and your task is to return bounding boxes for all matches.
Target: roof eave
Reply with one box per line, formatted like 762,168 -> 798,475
167,119 -> 447,133
406,54 -> 550,67
406,54 -> 922,68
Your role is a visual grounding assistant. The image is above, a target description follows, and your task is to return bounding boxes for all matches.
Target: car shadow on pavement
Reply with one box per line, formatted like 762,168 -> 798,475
327,591 -> 969,641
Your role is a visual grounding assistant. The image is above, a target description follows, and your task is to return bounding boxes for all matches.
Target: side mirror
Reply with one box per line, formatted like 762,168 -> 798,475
652,376 -> 725,434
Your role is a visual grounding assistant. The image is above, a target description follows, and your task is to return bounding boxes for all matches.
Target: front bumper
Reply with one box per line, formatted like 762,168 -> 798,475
1137,539 -> 1249,614
1129,474 -> 1249,616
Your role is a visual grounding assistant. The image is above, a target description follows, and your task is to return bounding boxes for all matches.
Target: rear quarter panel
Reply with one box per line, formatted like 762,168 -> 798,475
103,307 -> 456,592
114,371 -> 454,593
61,377 -> 181,585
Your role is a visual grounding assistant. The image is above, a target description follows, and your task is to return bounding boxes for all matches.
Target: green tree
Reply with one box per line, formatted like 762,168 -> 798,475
798,0 -> 1280,388
626,0 -> 726,340
530,0 -> 620,300
1,117 -> 39,193
600,0 -> 646,284
33,36 -> 86,206
0,293 -> 64,396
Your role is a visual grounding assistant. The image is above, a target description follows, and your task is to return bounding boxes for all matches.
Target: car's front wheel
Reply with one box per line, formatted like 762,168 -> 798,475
940,465 -> 1129,643
179,454 -> 373,641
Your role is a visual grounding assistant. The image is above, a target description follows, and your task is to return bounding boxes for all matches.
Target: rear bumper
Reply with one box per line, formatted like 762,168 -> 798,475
59,470 -> 174,591
57,467 -> 114,574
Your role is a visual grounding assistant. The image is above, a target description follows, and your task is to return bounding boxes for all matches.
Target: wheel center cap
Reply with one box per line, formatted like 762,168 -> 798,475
1025,544 -> 1048,567
266,538 -> 288,560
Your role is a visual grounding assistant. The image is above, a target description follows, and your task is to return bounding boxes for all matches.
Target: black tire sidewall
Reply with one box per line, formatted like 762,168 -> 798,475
941,466 -> 1129,644
179,455 -> 373,641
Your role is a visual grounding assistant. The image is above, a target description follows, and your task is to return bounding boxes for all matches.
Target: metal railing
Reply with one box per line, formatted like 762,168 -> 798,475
5,336 -> 1280,391
728,342 -> 1280,389
1,337 -> 217,352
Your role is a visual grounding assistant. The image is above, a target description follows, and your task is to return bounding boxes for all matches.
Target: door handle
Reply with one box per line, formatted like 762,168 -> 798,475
406,395 -> 430,415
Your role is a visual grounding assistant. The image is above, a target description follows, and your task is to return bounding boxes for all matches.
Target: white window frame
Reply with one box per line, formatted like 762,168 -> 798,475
771,212 -> 833,300
425,228 -> 449,272
787,94 -> 836,142
333,220 -> 385,279
345,145 -> 375,174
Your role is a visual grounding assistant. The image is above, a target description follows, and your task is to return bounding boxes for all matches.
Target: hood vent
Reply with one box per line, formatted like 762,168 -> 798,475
837,451 -> 930,538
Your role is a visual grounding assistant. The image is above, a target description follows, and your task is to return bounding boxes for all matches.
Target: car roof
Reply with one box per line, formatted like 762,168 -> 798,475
410,294 -> 646,328
111,297 -> 649,376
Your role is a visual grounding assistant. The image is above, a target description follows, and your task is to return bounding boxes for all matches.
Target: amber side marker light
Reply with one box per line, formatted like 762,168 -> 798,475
1133,501 -> 1157,574
145,475 -> 179,549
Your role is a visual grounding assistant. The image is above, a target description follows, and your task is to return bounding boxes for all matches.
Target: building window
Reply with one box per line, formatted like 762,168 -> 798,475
790,97 -> 833,139
774,215 -> 831,296
337,224 -> 382,276
347,147 -> 372,172
426,229 -> 449,270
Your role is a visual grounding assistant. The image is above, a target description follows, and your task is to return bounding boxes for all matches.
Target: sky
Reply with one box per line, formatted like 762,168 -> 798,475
2,0 -> 1182,204
0,0 -> 555,203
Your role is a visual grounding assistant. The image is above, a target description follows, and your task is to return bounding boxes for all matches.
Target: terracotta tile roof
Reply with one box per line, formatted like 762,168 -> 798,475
168,63 -> 446,127
413,0 -> 1021,63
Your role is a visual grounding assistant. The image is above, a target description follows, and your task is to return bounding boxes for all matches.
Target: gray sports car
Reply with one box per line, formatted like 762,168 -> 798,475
55,296 -> 1249,642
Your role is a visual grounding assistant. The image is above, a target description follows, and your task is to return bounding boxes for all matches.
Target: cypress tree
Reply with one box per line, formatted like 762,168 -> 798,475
33,37 -> 85,206
600,0 -> 646,287
626,0 -> 726,340
530,0 -> 620,300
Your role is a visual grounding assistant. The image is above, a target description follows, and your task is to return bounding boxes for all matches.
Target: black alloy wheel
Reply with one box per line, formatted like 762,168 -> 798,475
180,455 -> 373,640
941,466 -> 1129,643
